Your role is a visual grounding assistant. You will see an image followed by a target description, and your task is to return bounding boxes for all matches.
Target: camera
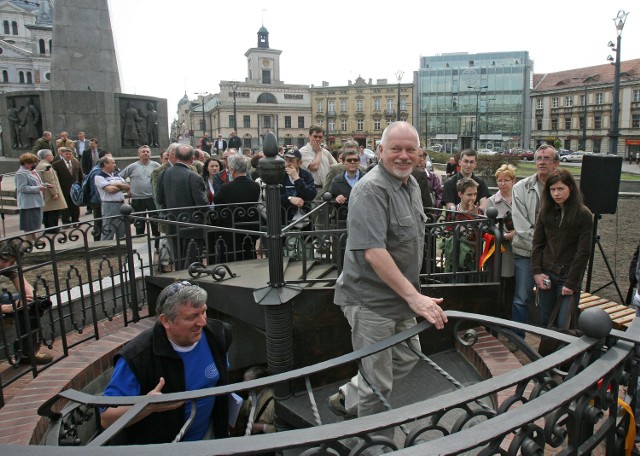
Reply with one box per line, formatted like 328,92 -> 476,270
542,278 -> 551,288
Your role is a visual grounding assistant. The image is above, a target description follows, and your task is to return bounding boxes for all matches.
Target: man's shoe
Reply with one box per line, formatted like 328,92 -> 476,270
19,351 -> 53,365
328,391 -> 355,419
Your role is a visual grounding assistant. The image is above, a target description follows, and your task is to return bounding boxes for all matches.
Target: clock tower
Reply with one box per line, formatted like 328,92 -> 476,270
245,26 -> 282,85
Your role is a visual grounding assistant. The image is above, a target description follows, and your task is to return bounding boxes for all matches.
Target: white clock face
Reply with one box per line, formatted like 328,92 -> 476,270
462,68 -> 480,88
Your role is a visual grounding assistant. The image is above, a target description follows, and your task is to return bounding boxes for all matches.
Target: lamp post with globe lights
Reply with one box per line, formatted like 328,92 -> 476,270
608,10 -> 629,155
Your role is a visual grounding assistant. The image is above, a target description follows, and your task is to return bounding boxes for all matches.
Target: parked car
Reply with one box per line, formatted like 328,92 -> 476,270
561,151 -> 586,162
521,149 -> 534,161
478,148 -> 497,155
558,149 -> 573,157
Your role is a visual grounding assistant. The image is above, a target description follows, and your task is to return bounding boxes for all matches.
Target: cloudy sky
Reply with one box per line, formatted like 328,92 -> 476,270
108,0 -> 638,121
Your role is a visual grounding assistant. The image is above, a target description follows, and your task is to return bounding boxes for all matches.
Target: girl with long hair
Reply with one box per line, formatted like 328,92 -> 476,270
531,168 -> 593,328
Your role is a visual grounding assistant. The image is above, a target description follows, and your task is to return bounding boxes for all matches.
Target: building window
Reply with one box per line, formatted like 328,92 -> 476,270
317,100 -> 323,112
634,90 -> 640,102
199,119 -> 206,131
257,93 -> 277,103
297,137 -> 305,148
356,119 -> 363,131
328,100 -> 335,113
595,93 -> 603,104
356,99 -> 363,112
594,115 -> 602,129
387,98 -> 394,111
580,94 -> 586,106
18,71 -> 24,83
1,70 -> 7,82
26,71 -> 32,84
3,21 -> 9,35
45,72 -> 50,80
565,96 -> 573,107
340,99 -> 347,112
243,115 -> 251,128
536,118 -> 542,130
48,39 -> 52,52
564,118 -> 571,130
579,116 -> 585,130
264,116 -> 271,129
551,118 -> 558,130
11,21 -> 17,35
374,119 -> 381,130
593,139 -> 601,153
552,97 -> 559,108
537,99 -> 542,109
400,97 -> 407,111
298,116 -> 304,128
284,116 -> 291,128
632,114 -> 640,128
39,39 -> 45,54
328,119 -> 335,132
243,139 -> 252,150
341,119 -> 347,130
229,115 -> 235,128
374,98 -> 381,111
262,70 -> 271,84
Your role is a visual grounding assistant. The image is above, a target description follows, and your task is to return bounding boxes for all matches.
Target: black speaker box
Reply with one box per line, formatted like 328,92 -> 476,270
579,154 -> 622,214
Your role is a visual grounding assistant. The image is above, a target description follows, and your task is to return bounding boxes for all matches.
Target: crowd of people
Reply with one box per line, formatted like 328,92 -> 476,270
9,122 -> 603,444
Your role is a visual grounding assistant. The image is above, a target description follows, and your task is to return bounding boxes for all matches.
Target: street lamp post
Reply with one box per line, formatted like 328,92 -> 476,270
230,81 -> 240,134
395,70 -> 404,122
468,85 -> 488,150
195,92 -> 209,141
608,10 -> 628,155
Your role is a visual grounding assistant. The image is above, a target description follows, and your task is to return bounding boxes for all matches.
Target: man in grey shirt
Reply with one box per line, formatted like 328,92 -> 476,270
120,145 -> 160,239
329,122 -> 447,440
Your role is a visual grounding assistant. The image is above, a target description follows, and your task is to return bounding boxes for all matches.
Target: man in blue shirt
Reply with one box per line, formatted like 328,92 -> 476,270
101,281 -> 231,444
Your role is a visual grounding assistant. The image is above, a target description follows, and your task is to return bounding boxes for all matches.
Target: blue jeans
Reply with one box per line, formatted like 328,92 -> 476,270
537,270 -> 579,329
512,255 -> 534,337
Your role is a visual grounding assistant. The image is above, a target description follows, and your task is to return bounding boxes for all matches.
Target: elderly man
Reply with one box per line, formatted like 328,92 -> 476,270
55,131 -> 76,157
31,130 -> 54,155
157,145 -> 208,270
101,281 -> 231,444
120,145 -> 160,239
94,156 -> 130,240
329,122 -> 447,439
214,154 -> 261,260
322,140 -> 367,194
35,149 -> 66,233
52,147 -> 83,224
510,144 -> 559,336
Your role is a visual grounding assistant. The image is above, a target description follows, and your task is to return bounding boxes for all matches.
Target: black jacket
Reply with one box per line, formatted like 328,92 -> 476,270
112,319 -> 231,445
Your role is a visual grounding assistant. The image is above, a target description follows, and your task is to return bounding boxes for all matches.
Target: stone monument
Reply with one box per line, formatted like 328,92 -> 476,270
0,0 -> 168,158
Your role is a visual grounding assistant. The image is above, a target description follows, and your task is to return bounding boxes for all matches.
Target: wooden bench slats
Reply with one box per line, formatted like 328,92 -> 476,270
578,292 -> 635,330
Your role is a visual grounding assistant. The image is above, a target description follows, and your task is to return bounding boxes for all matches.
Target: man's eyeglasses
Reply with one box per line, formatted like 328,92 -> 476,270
344,158 -> 359,163
535,156 -> 555,163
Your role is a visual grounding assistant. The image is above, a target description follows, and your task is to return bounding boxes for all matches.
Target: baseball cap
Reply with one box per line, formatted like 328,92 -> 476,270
284,149 -> 302,160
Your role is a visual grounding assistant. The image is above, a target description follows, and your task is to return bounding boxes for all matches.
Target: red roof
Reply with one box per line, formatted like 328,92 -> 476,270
532,58 -> 640,92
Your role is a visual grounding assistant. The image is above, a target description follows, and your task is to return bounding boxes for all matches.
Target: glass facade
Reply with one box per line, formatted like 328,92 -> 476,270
415,51 -> 532,152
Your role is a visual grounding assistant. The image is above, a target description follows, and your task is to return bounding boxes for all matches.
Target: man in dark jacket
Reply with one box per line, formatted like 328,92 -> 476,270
280,149 -> 316,224
101,281 -> 231,445
157,144 -> 209,270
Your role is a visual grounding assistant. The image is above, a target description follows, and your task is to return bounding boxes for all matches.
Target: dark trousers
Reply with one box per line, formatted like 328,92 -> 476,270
131,198 -> 160,237
42,210 -> 60,232
61,195 -> 80,223
90,202 -> 103,241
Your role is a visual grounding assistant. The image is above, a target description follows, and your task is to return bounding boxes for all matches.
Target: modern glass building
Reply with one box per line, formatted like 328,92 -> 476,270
414,51 -> 533,152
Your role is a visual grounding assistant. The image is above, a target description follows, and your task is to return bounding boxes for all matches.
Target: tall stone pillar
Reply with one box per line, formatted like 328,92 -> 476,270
50,0 -> 121,93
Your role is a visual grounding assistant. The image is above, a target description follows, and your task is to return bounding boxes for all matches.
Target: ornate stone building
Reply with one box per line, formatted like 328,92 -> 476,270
185,26 -> 311,151
0,0 -> 52,93
310,77 -> 413,149
531,59 -> 640,158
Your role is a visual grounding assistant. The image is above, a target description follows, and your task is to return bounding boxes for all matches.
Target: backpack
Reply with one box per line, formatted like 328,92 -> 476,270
71,175 -> 92,207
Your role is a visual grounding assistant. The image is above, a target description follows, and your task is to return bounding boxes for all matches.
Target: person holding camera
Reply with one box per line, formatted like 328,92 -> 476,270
531,169 -> 593,329
35,149 -> 67,233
